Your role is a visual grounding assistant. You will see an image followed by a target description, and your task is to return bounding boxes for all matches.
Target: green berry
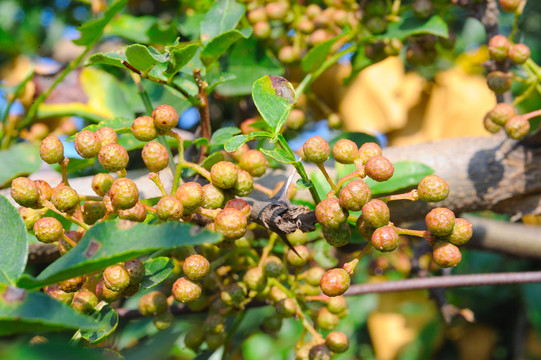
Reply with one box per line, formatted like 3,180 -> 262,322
132,116 -> 158,141
484,115 -> 502,134
366,16 -> 387,35
247,6 -> 266,23
261,314 -> 283,333
152,104 -> 179,131
172,277 -> 202,303
269,285 -> 287,304
125,259 -> 145,286
82,201 -> 106,225
361,199 -> 390,228
488,35 -> 510,62
233,169 -> 254,197
305,266 -> 325,287
244,267 -> 267,292
278,45 -> 300,63
505,115 -> 530,139
214,208 -> 247,240
326,331 -> 349,353
205,333 -> 226,351
156,196 -> 183,221
371,225 -> 399,252
263,256 -> 285,278
286,229 -> 308,245
96,278 -> 123,303
33,217 -> 63,244
71,288 -> 98,314
413,0 -> 433,19
142,141 -> 169,173
320,268 -> 350,297
287,245 -> 310,267
275,298 -> 297,318
355,217 -> 377,240
58,231 -> 82,255
221,282 -> 246,307
58,275 -> 86,293
95,126 -> 118,147
339,179 -> 371,211
487,103 -> 515,126
443,218 -> 473,246
322,222 -> 351,247
98,144 -> 129,172
118,201 -> 147,222
509,43 -> 531,65
19,207 -> 41,230
183,254 -> 210,281
327,113 -> 342,129
153,311 -> 174,330
239,149 -> 268,177
74,130 -> 101,159
327,296 -> 347,314
487,71 -> 512,94
417,175 -> 449,202
103,264 -> 130,292
432,240 -> 462,268
253,21 -> 271,39
286,108 -> 305,130
332,139 -> 358,164
365,155 -> 394,182
139,291 -> 168,316
201,184 -> 225,209
92,173 -> 114,196
204,314 -> 225,334
110,178 -> 139,210
303,136 -> 330,163
44,284 -> 74,305
184,326 -> 205,350
51,185 -> 79,213
176,182 -> 203,212
40,136 -> 64,164
425,207 -> 455,237
499,0 -> 520,12
11,177 -> 39,208
315,197 -> 349,230
211,161 -> 238,189
316,307 -> 339,330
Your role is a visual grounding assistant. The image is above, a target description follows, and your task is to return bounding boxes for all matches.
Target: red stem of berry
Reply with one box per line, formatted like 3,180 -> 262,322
316,163 -> 338,193
378,189 -> 419,203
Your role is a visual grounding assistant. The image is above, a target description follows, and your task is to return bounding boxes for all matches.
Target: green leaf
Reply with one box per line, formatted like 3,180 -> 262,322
74,0 -> 128,46
224,131 -> 272,152
375,11 -> 448,40
260,148 -> 296,164
200,0 -> 245,44
302,34 -> 346,73
210,126 -> 241,146
200,28 -> 252,66
17,220 -> 221,290
252,75 -> 295,135
125,44 -> 167,74
166,43 -> 200,77
106,14 -> 177,44
141,257 -> 175,290
80,303 -> 119,344
364,161 -> 434,196
296,179 -> 313,190
0,195 -> 28,284
66,117 -> 132,142
85,51 -> 127,69
217,37 -> 284,96
0,143 -> 41,189
207,72 -> 236,94
0,284 -> 101,336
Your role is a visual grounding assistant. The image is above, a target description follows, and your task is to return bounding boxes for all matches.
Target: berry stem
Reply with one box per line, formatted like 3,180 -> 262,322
143,204 -> 157,214
60,158 -> 70,186
394,226 -> 427,238
167,130 -> 185,193
179,161 -> 212,181
61,232 -> 78,248
44,201 -> 89,231
148,173 -> 168,197
332,171 -> 360,195
316,163 -> 339,193
522,109 -> 541,121
303,295 -> 329,303
117,169 -> 127,178
377,189 -> 419,203
253,183 -> 274,197
344,243 -> 373,275
195,208 -> 220,220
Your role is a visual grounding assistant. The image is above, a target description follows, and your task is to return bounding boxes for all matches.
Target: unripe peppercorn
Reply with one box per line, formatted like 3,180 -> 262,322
320,268 -> 350,297
505,115 -> 530,139
487,103 -> 515,126
488,35 -> 510,62
253,21 -> 271,39
303,136 -> 330,164
201,184 -> 225,209
322,222 -> 351,247
316,307 -> 339,330
275,298 -> 297,318
261,314 -> 283,333
98,144 -> 129,172
221,282 -> 246,307
244,267 -> 267,292
265,1 -> 288,20
58,275 -> 86,293
286,108 -> 305,130
132,116 -> 158,141
371,225 -> 400,252
487,71 -> 512,94
287,229 -> 308,245
365,16 -> 387,35
156,196 -> 183,221
153,311 -> 174,330
417,175 -> 449,202
110,178 -> 139,210
183,254 -> 210,281
45,284 -> 74,305
327,296 -> 347,314
425,207 -> 456,237
139,291 -> 168,316
204,314 -> 225,334
499,0 -> 520,13
172,277 -> 202,303
362,199 -> 390,228
413,0 -> 434,19
95,126 -> 118,147
339,179 -> 371,211
210,161 -> 238,189
509,43 -> 531,65
92,173 -> 114,196
184,326 -> 205,350
206,333 -> 226,351
233,169 -> 254,197
118,201 -> 147,222
152,104 -> 179,131
287,245 -> 310,267
214,208 -> 247,240
96,278 -> 123,303
443,218 -> 473,246
315,197 -> 349,230
432,240 -> 462,268
278,45 -> 300,64
175,182 -> 203,212
240,118 -> 259,134
19,207 -> 41,230
35,180 -> 53,204
484,115 -> 502,134
40,136 -> 64,164
142,141 -> 169,173
332,139 -> 358,164
326,331 -> 349,353
304,266 -> 325,287
33,217 -> 63,244
365,155 -> 394,182
82,201 -> 106,225
225,198 -> 251,218
11,177 -> 39,208
103,264 -> 130,292
247,6 -> 266,23
71,288 -> 98,314
75,130 -> 101,159
356,217 -> 377,240
125,259 -> 145,286
239,149 -> 268,177
51,185 -> 79,213
263,256 -> 285,278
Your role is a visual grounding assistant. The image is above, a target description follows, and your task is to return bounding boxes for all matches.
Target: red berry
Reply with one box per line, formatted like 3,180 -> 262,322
118,201 -> 147,222
432,240 -> 462,268
103,264 -> 130,292
40,136 -> 64,164
110,178 -> 139,210
488,35 -> 510,62
339,179 -> 371,211
175,182 -> 203,212
320,268 -> 350,297
33,217 -> 63,244
239,149 -> 268,177
505,115 -> 530,139
371,225 -> 399,252
499,0 -> 520,12
287,245 -> 310,267
303,136 -> 330,163
365,155 -> 394,182
35,180 -> 53,204
11,177 -> 39,208
224,198 -> 252,218
240,118 -> 259,134
132,116 -> 158,141
183,254 -> 210,281
332,139 -> 358,164
361,199 -> 390,228
417,175 -> 449,202
265,1 -> 288,20
210,161 -> 238,189
201,184 -> 225,209
142,141 -> 170,173
425,207 -> 455,237
509,43 -> 531,65
487,103 -> 516,126
98,144 -> 129,172
172,277 -> 202,303
139,291 -> 168,316
51,185 -> 79,213
233,169 -> 254,197
315,197 -> 349,230
214,208 -> 247,240
253,21 -> 271,39
95,127 -> 118,147
286,108 -> 305,130
75,130 -> 101,159
156,196 -> 183,221
444,218 -> 473,246
152,104 -> 179,131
